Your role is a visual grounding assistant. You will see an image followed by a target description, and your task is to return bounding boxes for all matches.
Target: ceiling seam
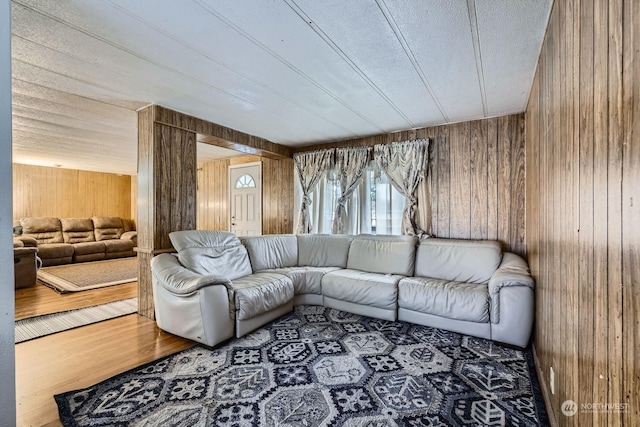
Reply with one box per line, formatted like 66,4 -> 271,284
11,90 -> 136,121
11,104 -> 135,134
284,0 -> 416,129
192,0 -> 387,135
12,115 -> 135,140
102,0 -> 359,140
375,0 -> 449,123
13,3 -> 329,142
12,77 -> 139,112
466,0 -> 489,117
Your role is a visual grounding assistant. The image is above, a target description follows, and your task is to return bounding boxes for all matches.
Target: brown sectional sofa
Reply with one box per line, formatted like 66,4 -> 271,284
14,216 -> 137,266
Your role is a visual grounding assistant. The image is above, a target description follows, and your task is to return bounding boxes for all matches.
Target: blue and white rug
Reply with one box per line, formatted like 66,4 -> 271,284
55,305 -> 548,426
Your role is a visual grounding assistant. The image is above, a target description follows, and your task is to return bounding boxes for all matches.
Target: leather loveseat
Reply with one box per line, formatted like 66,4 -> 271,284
151,231 -> 534,349
14,216 -> 137,266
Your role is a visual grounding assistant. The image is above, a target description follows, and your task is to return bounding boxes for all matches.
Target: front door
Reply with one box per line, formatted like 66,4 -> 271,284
229,162 -> 262,236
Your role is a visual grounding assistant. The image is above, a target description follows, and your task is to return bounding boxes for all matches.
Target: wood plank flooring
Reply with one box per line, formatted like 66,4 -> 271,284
15,283 -> 193,426
15,281 -> 138,321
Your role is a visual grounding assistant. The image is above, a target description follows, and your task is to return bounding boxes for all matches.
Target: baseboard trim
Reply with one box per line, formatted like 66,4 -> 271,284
532,342 -> 558,427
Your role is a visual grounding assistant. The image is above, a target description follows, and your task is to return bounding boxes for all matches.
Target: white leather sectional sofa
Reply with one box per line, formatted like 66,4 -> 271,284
151,231 -> 534,349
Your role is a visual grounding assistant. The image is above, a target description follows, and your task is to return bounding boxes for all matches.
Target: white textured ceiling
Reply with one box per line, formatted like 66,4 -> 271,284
11,0 -> 552,175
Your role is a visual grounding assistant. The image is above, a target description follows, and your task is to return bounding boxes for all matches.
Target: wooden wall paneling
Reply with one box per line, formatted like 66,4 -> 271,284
593,1 -> 610,425
470,119 -> 488,240
131,176 -> 137,225
155,123 -> 173,250
607,0 -> 624,422
137,107 -> 153,250
449,121 -> 471,239
435,125 -> 451,238
221,159 -> 229,230
622,0 -> 640,423
12,164 -> 132,220
486,118 -> 499,242
526,0 -> 636,424
509,115 -> 526,255
578,1 -> 596,424
568,0 -> 581,413
496,115 -> 512,254
263,158 -> 273,234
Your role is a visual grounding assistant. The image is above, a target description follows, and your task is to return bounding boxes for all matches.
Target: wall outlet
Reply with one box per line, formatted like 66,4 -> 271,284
550,367 -> 555,395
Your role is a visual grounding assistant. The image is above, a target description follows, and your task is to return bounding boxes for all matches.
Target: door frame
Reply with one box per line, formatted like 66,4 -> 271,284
228,161 -> 262,234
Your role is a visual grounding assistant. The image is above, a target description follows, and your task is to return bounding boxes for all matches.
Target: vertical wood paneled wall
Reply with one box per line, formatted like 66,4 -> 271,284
12,163 -> 132,221
296,114 -> 526,255
526,0 -> 638,425
197,155 -> 294,234
197,158 -> 230,231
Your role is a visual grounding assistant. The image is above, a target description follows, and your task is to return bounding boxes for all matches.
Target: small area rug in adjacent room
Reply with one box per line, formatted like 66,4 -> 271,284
15,297 -> 137,343
38,257 -> 137,293
55,305 -> 549,426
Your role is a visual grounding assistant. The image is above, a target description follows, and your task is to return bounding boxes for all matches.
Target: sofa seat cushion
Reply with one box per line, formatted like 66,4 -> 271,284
262,266 -> 342,295
37,243 -> 74,266
72,241 -> 106,262
322,269 -> 403,310
230,272 -> 294,320
398,277 -> 489,323
61,218 -> 95,243
103,239 -> 133,253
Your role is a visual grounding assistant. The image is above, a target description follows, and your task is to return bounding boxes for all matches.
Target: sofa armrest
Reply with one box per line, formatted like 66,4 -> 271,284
14,235 -> 38,248
488,252 -> 534,323
121,231 -> 137,246
151,253 -> 232,295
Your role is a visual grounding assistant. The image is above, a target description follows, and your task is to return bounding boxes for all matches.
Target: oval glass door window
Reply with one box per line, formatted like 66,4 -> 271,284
235,173 -> 256,189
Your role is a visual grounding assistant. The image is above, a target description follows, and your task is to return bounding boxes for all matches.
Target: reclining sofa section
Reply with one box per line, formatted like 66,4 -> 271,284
151,231 -> 534,350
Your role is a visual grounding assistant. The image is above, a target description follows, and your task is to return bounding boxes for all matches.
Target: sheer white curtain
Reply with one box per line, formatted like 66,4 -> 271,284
294,149 -> 334,234
374,139 -> 430,236
332,147 -> 371,234
299,161 -> 404,235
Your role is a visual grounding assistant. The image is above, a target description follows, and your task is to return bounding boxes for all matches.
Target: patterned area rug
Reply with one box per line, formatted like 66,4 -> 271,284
55,306 -> 548,426
15,298 -> 137,343
38,257 -> 137,293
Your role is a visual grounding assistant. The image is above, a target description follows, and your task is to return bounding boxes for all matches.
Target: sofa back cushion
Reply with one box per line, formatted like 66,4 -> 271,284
240,235 -> 298,271
347,234 -> 417,276
20,217 -> 63,244
92,216 -> 124,241
414,238 -> 502,284
170,230 -> 252,280
121,218 -> 136,232
60,218 -> 96,243
297,234 -> 353,268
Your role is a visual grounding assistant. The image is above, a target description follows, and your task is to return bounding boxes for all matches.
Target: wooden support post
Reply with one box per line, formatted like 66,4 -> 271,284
136,105 -> 196,319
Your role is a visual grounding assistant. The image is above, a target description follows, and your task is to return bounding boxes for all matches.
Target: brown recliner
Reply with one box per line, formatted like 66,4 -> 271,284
60,218 -> 105,263
92,216 -> 136,259
14,247 -> 41,289
19,217 -> 73,266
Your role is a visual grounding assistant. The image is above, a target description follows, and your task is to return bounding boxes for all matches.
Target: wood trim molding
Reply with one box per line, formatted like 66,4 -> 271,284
532,342 -> 559,427
152,105 -> 292,159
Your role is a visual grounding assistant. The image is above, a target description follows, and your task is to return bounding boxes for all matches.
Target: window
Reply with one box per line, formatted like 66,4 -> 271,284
302,161 -> 404,235
234,174 -> 256,189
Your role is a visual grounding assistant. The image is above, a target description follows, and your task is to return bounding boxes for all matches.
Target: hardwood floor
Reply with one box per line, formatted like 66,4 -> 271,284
15,283 -> 194,426
15,281 -> 138,320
